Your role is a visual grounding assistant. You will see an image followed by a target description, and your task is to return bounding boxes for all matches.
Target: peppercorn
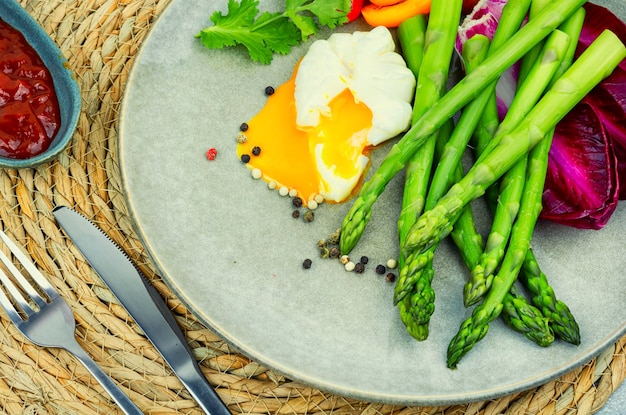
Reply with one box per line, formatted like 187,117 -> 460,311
375,264 -> 386,275
360,256 -> 369,265
328,228 -> 341,245
319,247 -> 330,259
354,262 -> 365,273
303,259 -> 312,269
317,239 -> 327,248
339,255 -> 350,265
251,146 -> 261,156
329,247 -> 340,258
303,210 -> 314,223
292,197 -> 303,208
292,210 -> 300,219
239,122 -> 249,132
205,148 -> 217,161
386,273 -> 396,283
241,154 -> 251,163
265,86 -> 275,95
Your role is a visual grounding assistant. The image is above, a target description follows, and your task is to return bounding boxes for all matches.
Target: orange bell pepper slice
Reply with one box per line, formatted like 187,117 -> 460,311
361,0 -> 431,28
368,0 -> 405,7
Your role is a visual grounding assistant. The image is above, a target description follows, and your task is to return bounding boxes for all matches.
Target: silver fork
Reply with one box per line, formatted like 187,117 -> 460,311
0,230 -> 143,415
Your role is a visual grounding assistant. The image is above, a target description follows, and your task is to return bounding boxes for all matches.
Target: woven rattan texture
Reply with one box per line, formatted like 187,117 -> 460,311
0,0 -> 624,413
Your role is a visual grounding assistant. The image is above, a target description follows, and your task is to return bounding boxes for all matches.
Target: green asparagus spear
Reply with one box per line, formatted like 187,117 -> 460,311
517,0 -> 555,82
425,35 -> 491,207
445,30 -> 626,369
451,199 -> 555,347
397,33 -> 553,344
394,15 -> 429,339
455,10 -> 584,346
392,15 -> 433,299
465,4 -> 582,346
449,2 -> 574,347
446,0 -> 534,275
464,29 -> 572,306
394,34 -> 490,304
431,29 -> 556,347
514,7 -> 587,346
397,0 -> 461,258
448,120 -> 559,367
448,124 -> 567,365
502,285 -> 554,346
397,14 -> 427,82
339,0 -> 588,255
520,252 -> 581,344
394,1 -> 462,340
403,30 -> 626,259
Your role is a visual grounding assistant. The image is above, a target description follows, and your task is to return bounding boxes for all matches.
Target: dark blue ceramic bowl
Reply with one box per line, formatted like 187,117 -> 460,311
0,0 -> 81,168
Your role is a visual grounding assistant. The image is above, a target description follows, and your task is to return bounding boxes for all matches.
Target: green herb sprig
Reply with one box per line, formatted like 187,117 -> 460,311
196,0 -> 350,64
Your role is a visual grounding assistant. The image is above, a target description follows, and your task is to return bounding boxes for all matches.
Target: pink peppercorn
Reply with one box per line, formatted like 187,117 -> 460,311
206,148 -> 218,160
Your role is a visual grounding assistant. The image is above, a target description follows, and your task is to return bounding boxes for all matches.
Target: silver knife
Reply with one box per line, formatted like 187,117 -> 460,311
53,206 -> 230,415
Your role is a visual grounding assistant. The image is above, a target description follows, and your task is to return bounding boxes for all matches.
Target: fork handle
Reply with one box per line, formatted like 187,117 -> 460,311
65,337 -> 144,414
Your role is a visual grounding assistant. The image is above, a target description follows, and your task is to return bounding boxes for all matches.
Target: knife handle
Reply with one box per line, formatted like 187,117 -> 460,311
143,281 -> 231,415
175,361 -> 232,415
153,315 -> 231,415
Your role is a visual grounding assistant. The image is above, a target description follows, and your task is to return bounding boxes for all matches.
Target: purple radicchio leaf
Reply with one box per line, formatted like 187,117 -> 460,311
540,103 -> 619,229
575,2 -> 626,199
539,3 -> 626,229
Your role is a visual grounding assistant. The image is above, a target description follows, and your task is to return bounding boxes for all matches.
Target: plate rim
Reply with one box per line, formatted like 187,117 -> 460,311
117,0 -> 626,406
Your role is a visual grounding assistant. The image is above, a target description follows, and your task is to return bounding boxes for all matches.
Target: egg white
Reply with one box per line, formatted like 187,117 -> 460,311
293,27 -> 416,201
294,26 -> 416,145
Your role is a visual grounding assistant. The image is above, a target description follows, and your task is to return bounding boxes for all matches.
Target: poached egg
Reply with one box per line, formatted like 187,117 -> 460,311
237,26 -> 416,203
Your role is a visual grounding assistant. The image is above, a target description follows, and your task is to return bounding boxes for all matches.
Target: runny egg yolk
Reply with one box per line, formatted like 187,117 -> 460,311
237,62 -> 373,204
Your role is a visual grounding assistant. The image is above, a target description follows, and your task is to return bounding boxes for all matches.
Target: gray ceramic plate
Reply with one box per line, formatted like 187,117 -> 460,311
119,0 -> 626,406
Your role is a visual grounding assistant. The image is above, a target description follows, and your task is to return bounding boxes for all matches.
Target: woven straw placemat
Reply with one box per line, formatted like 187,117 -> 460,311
1,0 -> 625,413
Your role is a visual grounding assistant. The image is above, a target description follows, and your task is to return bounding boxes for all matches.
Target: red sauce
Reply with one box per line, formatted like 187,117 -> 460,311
0,18 -> 61,159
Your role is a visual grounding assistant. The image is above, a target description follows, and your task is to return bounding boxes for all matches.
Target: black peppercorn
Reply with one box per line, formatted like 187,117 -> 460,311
327,228 -> 341,245
292,210 -> 300,219
386,273 -> 396,283
354,262 -> 365,273
303,210 -> 314,223
329,247 -> 340,258
239,122 -> 249,132
375,264 -> 386,275
241,154 -> 251,163
265,86 -> 275,96
360,256 -> 369,265
251,146 -> 261,156
303,258 -> 312,269
292,197 -> 303,208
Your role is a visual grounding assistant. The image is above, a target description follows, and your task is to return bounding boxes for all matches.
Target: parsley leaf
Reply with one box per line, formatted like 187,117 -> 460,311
196,0 -> 350,64
289,0 -> 350,29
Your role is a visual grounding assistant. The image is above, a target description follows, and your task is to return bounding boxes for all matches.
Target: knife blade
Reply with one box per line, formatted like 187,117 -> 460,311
52,206 -> 230,415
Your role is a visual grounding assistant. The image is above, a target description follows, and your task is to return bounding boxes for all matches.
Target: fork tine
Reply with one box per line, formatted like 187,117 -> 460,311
0,267 -> 30,322
0,231 -> 55,307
